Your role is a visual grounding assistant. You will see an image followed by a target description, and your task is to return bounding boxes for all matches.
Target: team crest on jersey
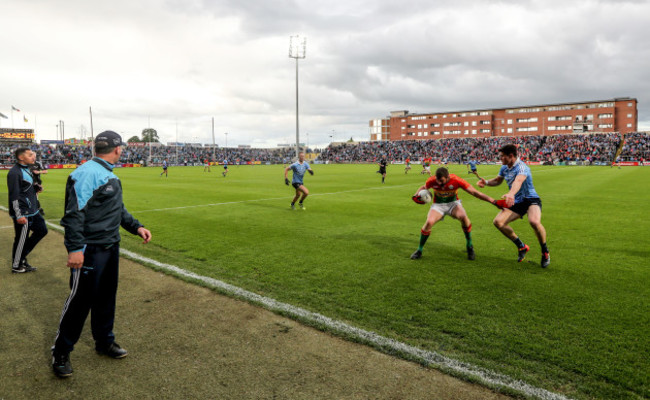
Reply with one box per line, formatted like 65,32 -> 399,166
449,185 -> 454,189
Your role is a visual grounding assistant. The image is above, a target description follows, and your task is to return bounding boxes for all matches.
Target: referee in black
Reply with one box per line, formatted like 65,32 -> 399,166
51,131 -> 152,378
7,147 -> 48,273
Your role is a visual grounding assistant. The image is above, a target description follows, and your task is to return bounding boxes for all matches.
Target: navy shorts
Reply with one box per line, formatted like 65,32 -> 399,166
510,198 -> 542,218
292,182 -> 303,189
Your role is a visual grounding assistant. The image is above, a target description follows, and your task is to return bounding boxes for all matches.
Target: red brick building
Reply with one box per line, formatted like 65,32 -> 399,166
369,97 -> 638,141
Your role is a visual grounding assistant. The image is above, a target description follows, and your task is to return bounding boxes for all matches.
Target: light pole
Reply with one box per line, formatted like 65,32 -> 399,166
224,132 -> 228,148
289,35 -> 306,159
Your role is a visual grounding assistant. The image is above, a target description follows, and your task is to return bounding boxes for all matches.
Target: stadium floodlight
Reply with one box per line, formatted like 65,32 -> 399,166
289,35 -> 306,159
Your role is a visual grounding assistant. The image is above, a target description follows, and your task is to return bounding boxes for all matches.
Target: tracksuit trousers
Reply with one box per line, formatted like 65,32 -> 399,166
12,213 -> 48,270
53,244 -> 121,355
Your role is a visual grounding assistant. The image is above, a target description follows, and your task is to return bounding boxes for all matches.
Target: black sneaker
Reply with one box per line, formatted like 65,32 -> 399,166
410,250 -> 422,260
22,260 -> 37,271
541,252 -> 550,268
517,245 -> 530,262
467,246 -> 475,260
52,351 -> 73,378
96,342 -> 128,359
12,262 -> 37,274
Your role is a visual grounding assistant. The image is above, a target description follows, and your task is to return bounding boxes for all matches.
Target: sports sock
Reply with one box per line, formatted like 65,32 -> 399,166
463,224 -> 473,247
382,177 -> 385,183
541,242 -> 549,253
418,229 -> 431,251
291,202 -> 295,206
512,237 -> 525,248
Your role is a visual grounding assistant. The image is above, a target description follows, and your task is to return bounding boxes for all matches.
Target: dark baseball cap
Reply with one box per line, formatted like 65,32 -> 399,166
94,131 -> 124,149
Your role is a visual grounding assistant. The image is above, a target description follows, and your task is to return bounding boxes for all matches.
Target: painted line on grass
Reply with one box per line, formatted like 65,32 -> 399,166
131,183 -> 415,213
0,225 -> 14,230
0,206 -> 572,400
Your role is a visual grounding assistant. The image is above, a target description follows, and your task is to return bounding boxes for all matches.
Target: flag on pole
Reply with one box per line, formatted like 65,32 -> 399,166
12,105 -> 21,112
24,115 -> 28,122
0,112 -> 8,119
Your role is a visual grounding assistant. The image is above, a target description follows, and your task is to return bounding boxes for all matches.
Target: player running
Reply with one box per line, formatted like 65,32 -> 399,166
467,159 -> 481,179
378,155 -> 388,183
404,157 -> 411,174
222,159 -> 229,177
410,167 -> 500,261
421,156 -> 432,176
203,159 -> 211,172
284,152 -> 313,210
160,159 -> 168,177
478,144 -> 550,268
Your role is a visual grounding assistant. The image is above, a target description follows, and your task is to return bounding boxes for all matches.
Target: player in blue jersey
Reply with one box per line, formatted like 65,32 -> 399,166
160,159 -> 168,177
222,159 -> 229,177
284,152 -> 313,210
478,144 -> 550,268
467,159 -> 478,176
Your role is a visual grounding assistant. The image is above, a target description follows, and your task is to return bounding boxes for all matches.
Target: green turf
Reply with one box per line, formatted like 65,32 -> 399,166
2,163 -> 648,399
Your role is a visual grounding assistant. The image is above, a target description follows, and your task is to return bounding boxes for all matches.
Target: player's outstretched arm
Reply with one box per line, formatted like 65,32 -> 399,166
464,185 -> 495,204
478,176 -> 504,188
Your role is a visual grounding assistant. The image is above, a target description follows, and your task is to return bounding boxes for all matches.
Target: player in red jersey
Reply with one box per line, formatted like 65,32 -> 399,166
421,156 -> 432,176
411,167 -> 502,260
404,157 -> 412,174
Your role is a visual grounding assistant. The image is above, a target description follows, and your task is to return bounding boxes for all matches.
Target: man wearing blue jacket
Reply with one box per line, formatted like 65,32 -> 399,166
51,131 -> 152,378
7,147 -> 48,273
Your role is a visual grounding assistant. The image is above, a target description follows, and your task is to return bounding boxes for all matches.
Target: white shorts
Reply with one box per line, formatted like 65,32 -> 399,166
430,200 -> 462,219
424,165 -> 431,172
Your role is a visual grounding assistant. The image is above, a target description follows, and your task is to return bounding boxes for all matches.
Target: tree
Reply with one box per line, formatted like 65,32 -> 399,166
127,135 -> 141,143
141,128 -> 160,143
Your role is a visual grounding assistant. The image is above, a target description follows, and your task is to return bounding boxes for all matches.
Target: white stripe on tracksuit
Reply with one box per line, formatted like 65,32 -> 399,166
12,222 -> 29,270
53,268 -> 82,346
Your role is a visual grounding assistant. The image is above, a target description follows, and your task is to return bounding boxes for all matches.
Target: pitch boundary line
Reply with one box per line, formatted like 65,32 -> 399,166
0,205 -> 569,400
131,183 -> 415,213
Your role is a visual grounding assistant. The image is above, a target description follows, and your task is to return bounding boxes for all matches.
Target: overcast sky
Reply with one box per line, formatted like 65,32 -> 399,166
1,0 -> 649,148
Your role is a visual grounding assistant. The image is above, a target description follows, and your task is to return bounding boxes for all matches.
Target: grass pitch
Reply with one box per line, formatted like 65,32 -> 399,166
2,163 -> 648,399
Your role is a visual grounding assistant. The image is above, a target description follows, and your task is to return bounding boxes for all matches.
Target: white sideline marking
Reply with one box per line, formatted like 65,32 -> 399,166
132,183 -> 414,213
0,225 -> 14,230
0,205 -> 571,399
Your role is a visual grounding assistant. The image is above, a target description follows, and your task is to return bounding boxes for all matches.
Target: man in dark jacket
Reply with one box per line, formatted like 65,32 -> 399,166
7,147 -> 48,273
51,131 -> 152,378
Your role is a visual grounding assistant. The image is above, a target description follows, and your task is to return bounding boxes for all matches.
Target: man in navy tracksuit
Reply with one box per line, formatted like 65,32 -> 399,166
51,131 -> 152,378
7,147 -> 48,273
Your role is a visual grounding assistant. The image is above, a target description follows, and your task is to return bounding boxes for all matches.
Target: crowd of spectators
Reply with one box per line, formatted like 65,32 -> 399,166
1,132 -> 647,167
1,143 -> 312,166
317,132 -> 637,164
618,132 -> 650,161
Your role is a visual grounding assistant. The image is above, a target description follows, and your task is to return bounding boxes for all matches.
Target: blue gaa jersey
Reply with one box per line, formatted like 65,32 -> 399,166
498,159 -> 539,203
290,161 -> 310,184
468,160 -> 477,170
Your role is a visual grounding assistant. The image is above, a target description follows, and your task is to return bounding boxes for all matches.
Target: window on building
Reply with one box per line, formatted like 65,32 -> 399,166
627,123 -> 632,128
471,121 -> 477,126
627,114 -> 633,118
598,113 -> 613,119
